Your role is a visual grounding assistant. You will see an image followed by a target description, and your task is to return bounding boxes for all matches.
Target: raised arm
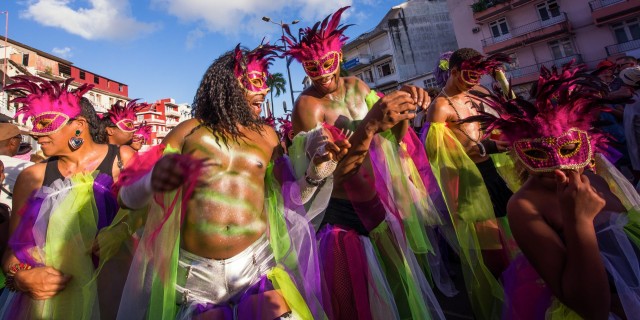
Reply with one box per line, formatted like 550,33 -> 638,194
508,170 -> 610,319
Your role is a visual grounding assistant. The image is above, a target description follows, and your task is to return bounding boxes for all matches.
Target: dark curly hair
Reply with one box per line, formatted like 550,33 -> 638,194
192,49 -> 263,146
449,48 -> 482,71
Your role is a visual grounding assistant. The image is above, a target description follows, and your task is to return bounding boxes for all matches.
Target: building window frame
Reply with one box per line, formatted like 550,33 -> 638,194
94,75 -> 100,85
536,0 -> 561,22
423,77 -> 438,89
611,18 -> 640,44
376,60 -> 395,78
79,71 -> 86,80
548,38 -> 576,59
489,18 -> 511,40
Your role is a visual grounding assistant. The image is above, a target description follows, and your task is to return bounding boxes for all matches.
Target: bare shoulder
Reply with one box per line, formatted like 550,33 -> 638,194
118,145 -> 136,165
17,163 -> 46,184
344,76 -> 370,91
506,187 -> 546,232
426,96 -> 452,123
163,118 -> 201,149
292,94 -> 324,134
259,124 -> 279,147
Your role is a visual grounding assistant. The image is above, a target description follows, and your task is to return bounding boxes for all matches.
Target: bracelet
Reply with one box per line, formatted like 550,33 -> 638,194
305,174 -> 326,187
8,262 -> 32,275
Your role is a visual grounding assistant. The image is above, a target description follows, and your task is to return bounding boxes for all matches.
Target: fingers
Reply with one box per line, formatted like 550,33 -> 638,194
554,169 -> 568,188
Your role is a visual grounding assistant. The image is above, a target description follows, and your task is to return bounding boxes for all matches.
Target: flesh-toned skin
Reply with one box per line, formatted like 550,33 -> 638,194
107,126 -> 134,146
1,117 -> 135,300
508,169 -> 627,319
426,67 -> 508,163
162,118 -> 278,259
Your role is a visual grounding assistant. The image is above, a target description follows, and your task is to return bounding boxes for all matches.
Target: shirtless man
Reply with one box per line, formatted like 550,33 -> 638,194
472,65 -> 638,319
115,45 -> 346,319
425,48 -> 514,320
284,7 -> 444,320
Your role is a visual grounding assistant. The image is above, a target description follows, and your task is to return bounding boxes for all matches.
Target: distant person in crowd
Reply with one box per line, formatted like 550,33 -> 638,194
610,56 -> 638,91
595,60 -> 616,85
0,123 -> 32,210
29,150 -> 46,163
97,100 -> 146,146
130,123 -> 151,152
620,66 -> 640,185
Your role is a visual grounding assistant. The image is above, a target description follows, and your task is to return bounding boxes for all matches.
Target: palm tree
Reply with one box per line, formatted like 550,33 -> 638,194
267,73 -> 286,115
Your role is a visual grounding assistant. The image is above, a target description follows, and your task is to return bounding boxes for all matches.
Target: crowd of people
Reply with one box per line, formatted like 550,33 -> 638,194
0,5 -> 638,320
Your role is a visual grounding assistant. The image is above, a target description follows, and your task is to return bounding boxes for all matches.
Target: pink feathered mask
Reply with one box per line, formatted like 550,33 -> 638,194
283,6 -> 351,80
459,53 -> 511,85
233,43 -> 279,95
107,99 -> 147,132
4,76 -> 92,136
466,62 -> 622,172
133,123 -> 152,142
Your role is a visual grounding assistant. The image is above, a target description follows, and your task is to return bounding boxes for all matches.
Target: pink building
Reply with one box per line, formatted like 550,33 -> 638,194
136,98 -> 183,146
447,0 -> 640,96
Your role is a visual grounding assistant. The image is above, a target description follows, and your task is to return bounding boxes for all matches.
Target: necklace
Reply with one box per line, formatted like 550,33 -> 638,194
440,89 -> 487,157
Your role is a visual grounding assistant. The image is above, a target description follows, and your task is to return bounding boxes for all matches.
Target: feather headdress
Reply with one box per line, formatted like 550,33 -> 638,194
466,62 -> 626,172
277,113 -> 293,142
4,76 -> 92,135
133,123 -> 152,142
233,43 -> 280,95
282,6 -> 352,79
459,53 -> 511,85
107,99 -> 147,132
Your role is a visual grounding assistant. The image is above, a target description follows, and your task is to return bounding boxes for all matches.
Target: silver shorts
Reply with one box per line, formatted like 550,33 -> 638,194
175,234 -> 275,306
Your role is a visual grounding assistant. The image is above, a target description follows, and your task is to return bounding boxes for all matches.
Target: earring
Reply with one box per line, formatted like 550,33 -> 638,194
69,130 -> 84,150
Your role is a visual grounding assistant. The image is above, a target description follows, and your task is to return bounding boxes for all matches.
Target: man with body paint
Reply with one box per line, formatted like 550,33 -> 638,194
111,44 -> 347,319
424,47 -> 520,320
284,6 -> 447,320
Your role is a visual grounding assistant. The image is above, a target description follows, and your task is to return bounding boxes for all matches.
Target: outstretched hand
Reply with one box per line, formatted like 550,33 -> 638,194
14,266 -> 72,300
151,154 -> 204,192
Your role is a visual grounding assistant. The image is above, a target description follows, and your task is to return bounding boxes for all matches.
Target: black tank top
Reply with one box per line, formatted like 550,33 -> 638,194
43,144 -> 121,187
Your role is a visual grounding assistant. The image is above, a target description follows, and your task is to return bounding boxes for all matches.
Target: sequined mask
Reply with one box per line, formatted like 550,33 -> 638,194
116,119 -> 136,132
303,51 -> 341,80
514,128 -> 593,172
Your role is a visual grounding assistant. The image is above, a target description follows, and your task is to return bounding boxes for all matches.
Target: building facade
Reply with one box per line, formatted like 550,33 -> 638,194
136,98 -> 192,146
447,0 -> 640,96
342,0 -> 459,93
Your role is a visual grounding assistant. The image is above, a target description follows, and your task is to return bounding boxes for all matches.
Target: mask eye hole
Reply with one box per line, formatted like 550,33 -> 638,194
560,141 -> 581,157
250,78 -> 264,88
323,59 -> 335,70
523,148 -> 548,160
305,65 -> 318,73
36,119 -> 52,129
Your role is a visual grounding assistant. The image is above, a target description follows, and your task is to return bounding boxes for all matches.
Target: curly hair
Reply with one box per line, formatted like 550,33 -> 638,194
192,49 -> 263,146
449,48 -> 482,71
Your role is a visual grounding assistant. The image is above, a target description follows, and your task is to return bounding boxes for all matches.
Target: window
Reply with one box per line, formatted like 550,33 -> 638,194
79,71 -> 86,80
490,18 -> 510,38
58,64 -> 71,78
119,84 -> 124,92
361,69 -> 373,83
423,77 -> 438,89
612,18 -> 640,43
109,97 -> 115,106
549,38 -> 575,59
94,75 -> 100,84
537,0 -> 561,21
22,54 -> 29,66
376,61 -> 395,78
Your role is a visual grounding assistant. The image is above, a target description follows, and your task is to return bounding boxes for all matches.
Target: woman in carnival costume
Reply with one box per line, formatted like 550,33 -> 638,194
467,63 -> 640,319
112,43 -> 347,319
97,99 -> 147,146
0,76 -> 135,319
283,6 -> 450,320
130,123 -> 152,152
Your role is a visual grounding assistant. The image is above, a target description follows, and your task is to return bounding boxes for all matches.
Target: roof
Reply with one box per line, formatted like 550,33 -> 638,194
342,6 -> 403,51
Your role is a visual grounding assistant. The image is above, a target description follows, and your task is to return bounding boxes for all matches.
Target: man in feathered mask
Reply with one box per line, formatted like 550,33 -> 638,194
110,43 -> 345,319
283,6 -> 447,320
130,123 -> 152,152
469,63 -> 639,320
424,47 -> 519,319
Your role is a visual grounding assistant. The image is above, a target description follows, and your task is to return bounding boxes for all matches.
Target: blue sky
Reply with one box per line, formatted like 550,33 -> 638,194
2,0 -> 406,118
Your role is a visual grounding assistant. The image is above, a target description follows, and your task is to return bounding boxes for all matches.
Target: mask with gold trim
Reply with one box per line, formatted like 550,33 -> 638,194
282,7 -> 351,79
133,123 -> 152,143
460,62 -> 628,172
4,76 -> 92,136
233,43 -> 279,95
107,99 -> 147,133
459,53 -> 511,86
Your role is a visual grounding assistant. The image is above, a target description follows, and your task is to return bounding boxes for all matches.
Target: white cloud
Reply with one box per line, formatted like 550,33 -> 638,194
52,46 -> 72,58
185,28 -> 204,49
152,0 -> 353,37
21,0 -> 158,41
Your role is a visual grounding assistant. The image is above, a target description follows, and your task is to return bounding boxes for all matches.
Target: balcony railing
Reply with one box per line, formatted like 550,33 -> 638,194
505,54 -> 583,80
165,109 -> 181,117
156,130 -> 168,138
606,39 -> 640,55
472,0 -> 534,22
482,12 -> 567,47
589,0 -> 624,11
